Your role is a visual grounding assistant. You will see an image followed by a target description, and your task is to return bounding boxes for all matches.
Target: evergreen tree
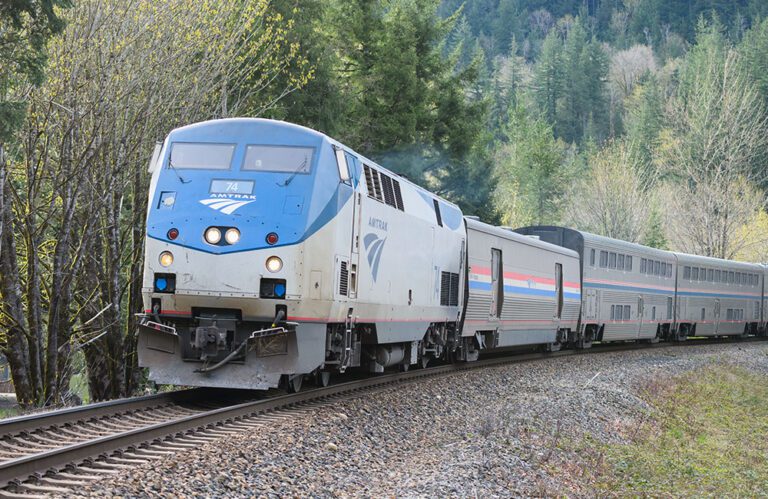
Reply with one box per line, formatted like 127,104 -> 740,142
493,106 -> 570,226
532,29 -> 562,126
324,0 -> 489,214
0,0 -> 71,142
556,17 -> 610,144
624,74 -> 664,179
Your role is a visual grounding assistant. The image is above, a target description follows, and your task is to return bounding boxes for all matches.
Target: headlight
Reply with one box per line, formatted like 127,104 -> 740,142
159,251 -> 174,267
225,228 -> 240,245
204,227 -> 221,245
266,256 -> 283,273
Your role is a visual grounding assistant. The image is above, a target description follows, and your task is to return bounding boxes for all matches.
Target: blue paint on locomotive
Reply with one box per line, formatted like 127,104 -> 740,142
146,119 -> 353,254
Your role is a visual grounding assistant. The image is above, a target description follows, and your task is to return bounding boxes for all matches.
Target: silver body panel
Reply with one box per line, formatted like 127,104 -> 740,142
673,252 -> 762,336
464,220 -> 580,347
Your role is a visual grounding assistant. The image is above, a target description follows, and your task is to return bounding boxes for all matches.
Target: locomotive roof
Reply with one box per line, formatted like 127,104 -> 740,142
165,117 -> 461,211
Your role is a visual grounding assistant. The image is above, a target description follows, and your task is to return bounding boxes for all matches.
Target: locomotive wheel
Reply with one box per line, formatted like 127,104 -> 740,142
287,374 -> 303,393
315,371 -> 331,387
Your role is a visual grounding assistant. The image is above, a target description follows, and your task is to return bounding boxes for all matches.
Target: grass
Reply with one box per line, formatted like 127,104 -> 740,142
594,364 -> 768,497
0,406 -> 20,419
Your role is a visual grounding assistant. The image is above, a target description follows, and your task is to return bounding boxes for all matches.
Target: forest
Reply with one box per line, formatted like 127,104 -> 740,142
1,0 -> 768,407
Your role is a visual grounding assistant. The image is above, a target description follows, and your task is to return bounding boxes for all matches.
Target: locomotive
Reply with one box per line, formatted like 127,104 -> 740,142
137,118 -> 765,391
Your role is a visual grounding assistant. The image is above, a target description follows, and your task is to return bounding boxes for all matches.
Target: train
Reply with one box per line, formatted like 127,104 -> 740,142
136,118 -> 766,391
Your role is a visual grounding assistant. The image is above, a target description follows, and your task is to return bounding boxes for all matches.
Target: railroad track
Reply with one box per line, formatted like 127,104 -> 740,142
0,336 -> 765,497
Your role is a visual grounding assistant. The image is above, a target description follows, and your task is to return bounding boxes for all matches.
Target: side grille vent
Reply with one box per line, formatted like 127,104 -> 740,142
450,272 -> 459,306
440,271 -> 459,306
339,261 -> 349,296
364,164 -> 406,211
392,179 -> 404,210
381,174 -> 395,207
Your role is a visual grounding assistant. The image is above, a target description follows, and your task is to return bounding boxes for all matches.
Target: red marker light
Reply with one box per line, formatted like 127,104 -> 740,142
167,228 -> 179,240
266,232 -> 279,245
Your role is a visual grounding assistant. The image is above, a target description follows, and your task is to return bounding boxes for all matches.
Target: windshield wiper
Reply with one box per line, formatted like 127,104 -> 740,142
278,156 -> 308,187
168,152 -> 190,184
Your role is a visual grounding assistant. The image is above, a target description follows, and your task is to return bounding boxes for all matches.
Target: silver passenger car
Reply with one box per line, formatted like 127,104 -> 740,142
515,226 -> 676,343
463,219 -> 581,351
673,252 -> 762,337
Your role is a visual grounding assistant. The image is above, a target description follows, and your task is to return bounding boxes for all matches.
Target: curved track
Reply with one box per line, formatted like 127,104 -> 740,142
0,337 -> 764,496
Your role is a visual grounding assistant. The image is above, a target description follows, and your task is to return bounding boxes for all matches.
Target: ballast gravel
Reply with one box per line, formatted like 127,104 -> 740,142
79,341 -> 768,497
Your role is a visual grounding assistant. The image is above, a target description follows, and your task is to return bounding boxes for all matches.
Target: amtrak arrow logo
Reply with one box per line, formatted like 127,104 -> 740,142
199,198 -> 255,215
363,233 -> 386,282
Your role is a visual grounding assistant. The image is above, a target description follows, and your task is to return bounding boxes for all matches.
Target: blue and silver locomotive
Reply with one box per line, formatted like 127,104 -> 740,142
137,118 -> 582,390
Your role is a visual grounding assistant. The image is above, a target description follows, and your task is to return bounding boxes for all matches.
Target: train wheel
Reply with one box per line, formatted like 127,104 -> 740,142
286,374 -> 303,393
315,371 -> 331,387
400,363 -> 410,372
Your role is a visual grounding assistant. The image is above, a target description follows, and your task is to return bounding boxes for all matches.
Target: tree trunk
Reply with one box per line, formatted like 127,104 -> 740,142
0,165 -> 36,407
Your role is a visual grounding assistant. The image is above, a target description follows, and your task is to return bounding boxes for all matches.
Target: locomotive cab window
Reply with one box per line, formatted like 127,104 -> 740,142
170,142 -> 235,170
334,146 -> 351,183
243,145 -> 314,174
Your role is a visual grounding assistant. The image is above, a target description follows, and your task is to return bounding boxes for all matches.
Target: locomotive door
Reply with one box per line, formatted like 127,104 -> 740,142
348,190 -> 362,299
340,150 -> 361,299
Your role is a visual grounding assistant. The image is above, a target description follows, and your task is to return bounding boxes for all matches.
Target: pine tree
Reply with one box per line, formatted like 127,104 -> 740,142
533,29 -> 563,126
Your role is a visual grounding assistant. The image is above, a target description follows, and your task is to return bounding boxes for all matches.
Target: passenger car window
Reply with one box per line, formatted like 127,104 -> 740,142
692,267 -> 699,280
684,266 -> 691,279
600,251 -> 608,268
590,249 -> 595,266
626,256 -> 632,271
609,252 -> 617,269
170,142 -> 235,170
618,254 -> 625,270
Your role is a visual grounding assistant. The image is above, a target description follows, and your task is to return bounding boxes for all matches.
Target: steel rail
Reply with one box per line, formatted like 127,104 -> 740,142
0,388 -> 218,436
0,336 -> 765,489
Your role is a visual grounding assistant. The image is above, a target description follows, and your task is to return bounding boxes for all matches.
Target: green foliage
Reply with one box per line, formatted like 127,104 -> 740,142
493,106 -> 569,226
642,208 -> 668,249
624,74 -> 664,179
740,17 -> 768,108
0,0 -> 71,141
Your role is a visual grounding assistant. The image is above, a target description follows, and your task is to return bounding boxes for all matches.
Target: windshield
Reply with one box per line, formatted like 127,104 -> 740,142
170,143 -> 235,170
243,145 -> 313,174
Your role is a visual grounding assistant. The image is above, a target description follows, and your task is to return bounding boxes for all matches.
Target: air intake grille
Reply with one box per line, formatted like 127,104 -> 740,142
381,174 -> 395,207
393,179 -> 404,210
339,261 -> 349,296
440,271 -> 459,306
